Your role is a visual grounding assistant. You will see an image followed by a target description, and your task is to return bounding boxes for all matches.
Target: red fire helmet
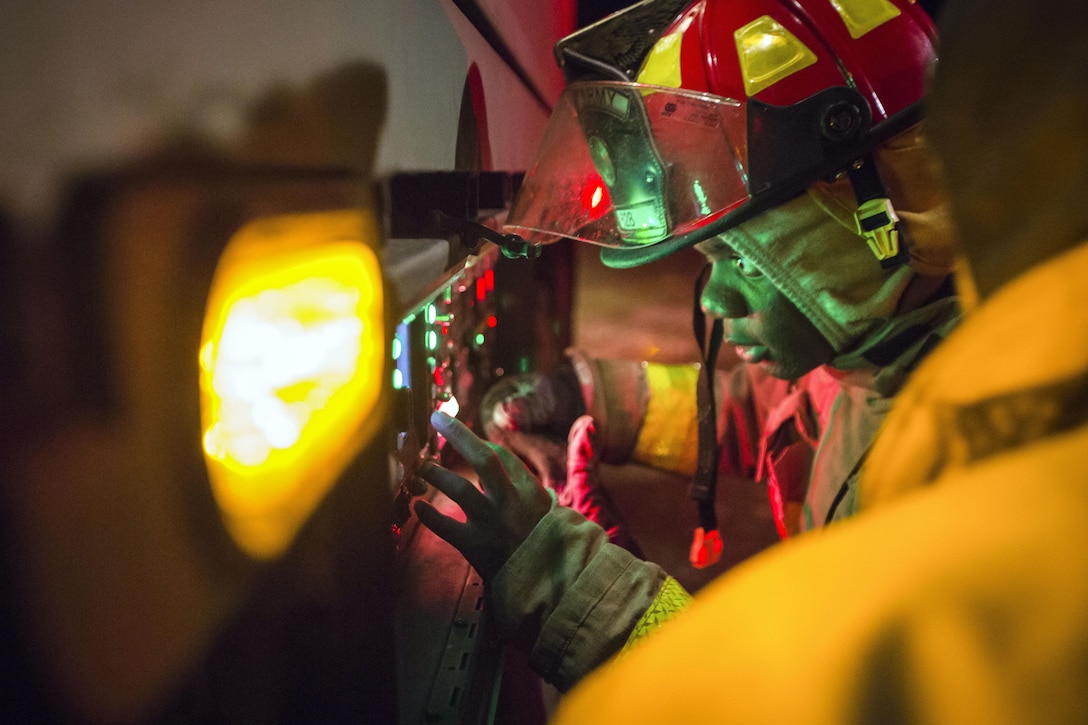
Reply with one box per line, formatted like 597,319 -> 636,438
504,0 -> 937,268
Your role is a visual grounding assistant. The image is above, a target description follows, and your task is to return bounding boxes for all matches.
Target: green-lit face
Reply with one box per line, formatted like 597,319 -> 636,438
695,236 -> 834,380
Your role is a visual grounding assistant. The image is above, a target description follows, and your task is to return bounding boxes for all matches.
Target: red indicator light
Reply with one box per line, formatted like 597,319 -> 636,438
580,174 -> 610,214
487,315 -> 497,328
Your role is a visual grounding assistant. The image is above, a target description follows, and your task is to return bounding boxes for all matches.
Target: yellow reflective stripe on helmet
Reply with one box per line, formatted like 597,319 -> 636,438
828,0 -> 901,39
622,576 -> 694,653
734,15 -> 818,97
632,362 -> 700,475
637,27 -> 685,89
636,7 -> 699,89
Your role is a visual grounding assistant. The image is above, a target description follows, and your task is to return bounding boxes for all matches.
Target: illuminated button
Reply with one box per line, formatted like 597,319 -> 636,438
425,330 -> 438,350
438,395 -> 459,418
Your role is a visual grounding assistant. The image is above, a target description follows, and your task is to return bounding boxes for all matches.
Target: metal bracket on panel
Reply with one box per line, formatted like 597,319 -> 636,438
422,566 -> 501,724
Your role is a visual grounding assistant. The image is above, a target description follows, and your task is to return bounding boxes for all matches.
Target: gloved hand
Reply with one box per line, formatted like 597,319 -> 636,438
415,410 -> 554,581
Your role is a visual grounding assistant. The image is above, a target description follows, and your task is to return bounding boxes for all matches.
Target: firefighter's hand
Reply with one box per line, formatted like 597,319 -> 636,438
414,411 -> 553,581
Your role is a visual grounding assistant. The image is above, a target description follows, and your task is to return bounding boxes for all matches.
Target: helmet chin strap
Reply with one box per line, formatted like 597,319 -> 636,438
847,152 -> 911,268
690,263 -> 724,569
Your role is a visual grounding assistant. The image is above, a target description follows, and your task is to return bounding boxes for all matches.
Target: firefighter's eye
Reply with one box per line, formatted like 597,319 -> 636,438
732,254 -> 762,278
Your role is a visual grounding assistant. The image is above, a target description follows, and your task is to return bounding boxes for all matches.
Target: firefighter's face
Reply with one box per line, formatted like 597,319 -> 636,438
696,236 -> 834,380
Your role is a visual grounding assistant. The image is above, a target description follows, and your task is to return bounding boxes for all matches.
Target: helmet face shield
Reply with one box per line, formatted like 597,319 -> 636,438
513,0 -> 936,265
506,82 -> 752,249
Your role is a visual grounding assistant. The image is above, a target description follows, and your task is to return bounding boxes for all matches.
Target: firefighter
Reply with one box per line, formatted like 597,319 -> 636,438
546,0 -> 1088,719
482,0 -> 960,555
417,0 -> 962,693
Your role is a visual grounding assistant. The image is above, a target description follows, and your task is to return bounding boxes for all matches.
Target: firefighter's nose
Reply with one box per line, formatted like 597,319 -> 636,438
700,267 -> 748,319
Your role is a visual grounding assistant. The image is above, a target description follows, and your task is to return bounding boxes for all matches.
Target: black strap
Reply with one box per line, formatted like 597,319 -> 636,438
846,152 -> 886,206
691,263 -> 723,531
846,152 -> 910,269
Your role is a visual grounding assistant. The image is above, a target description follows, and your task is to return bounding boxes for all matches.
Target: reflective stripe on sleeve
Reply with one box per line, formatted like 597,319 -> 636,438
621,576 -> 694,653
632,363 -> 701,475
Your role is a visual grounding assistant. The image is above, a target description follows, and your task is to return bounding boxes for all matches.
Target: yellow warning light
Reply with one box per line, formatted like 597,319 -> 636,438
827,0 -> 901,39
734,15 -> 818,97
200,209 -> 385,559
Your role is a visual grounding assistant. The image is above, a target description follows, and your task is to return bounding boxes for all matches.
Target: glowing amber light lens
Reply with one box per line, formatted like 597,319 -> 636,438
200,210 -> 385,559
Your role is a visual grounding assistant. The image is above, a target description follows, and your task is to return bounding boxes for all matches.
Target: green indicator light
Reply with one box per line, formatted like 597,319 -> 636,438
444,286 -> 453,304
693,179 -> 711,215
425,330 -> 438,350
425,304 -> 437,325
518,356 -> 531,373
474,333 -> 485,346
391,337 -> 402,359
392,369 -> 404,389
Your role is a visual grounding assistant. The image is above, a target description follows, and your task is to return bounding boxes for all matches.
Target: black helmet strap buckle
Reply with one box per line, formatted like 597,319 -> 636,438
847,154 -> 910,269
